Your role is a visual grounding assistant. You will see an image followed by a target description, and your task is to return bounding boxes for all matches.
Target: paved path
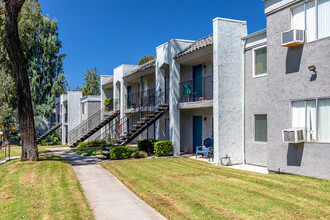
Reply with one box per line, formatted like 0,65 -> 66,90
47,147 -> 166,220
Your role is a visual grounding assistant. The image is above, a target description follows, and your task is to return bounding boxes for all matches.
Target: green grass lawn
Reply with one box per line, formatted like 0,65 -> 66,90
0,145 -> 67,160
0,155 -> 94,219
72,147 -> 102,156
101,157 -> 330,219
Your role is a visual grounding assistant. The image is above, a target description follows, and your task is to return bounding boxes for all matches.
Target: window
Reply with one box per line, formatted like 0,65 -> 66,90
292,0 -> 330,42
291,98 -> 330,142
318,99 -> 330,142
255,115 -> 267,142
253,46 -> 267,77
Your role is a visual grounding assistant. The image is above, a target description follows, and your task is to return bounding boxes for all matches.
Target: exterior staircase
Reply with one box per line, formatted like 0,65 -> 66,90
116,104 -> 168,145
68,99 -> 119,147
36,123 -> 62,143
97,90 -> 169,156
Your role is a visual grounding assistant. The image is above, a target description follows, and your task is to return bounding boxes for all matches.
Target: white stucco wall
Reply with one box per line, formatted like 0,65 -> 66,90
213,17 -> 247,165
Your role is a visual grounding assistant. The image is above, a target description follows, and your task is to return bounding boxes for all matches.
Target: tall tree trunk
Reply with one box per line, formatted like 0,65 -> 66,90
4,0 -> 38,161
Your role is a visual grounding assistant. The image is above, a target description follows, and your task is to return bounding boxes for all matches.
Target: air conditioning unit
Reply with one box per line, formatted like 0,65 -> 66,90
282,128 -> 305,143
281,29 -> 305,47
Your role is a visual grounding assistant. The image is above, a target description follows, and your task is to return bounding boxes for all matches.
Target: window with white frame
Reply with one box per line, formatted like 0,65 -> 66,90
253,46 -> 267,77
292,0 -> 330,42
291,98 -> 330,142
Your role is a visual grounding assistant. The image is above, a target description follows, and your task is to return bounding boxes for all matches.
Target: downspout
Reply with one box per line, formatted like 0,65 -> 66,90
242,38 -> 246,165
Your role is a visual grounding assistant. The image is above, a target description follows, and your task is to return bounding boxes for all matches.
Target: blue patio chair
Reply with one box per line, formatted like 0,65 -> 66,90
182,85 -> 197,102
196,138 -> 213,159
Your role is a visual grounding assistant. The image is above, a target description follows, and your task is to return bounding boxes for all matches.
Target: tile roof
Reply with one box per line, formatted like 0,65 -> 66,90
129,59 -> 155,75
175,34 -> 213,58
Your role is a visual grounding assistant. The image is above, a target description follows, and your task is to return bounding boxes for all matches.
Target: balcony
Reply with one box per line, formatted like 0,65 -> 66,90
125,88 -> 156,109
179,76 -> 213,108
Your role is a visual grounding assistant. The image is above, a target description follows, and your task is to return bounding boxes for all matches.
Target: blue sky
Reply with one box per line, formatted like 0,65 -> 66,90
38,0 -> 266,90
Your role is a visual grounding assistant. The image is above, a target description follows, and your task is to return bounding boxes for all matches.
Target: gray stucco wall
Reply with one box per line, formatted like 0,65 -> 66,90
267,4 -> 330,179
155,39 -> 194,155
67,92 -> 83,133
180,108 -> 213,153
85,99 -> 101,141
213,18 -> 247,165
244,46 -> 268,167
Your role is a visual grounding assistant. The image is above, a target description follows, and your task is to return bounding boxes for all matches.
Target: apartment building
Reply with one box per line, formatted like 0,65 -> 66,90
58,92 -> 82,144
88,0 -> 330,179
263,0 -> 330,178
50,91 -> 102,145
99,18 -> 247,160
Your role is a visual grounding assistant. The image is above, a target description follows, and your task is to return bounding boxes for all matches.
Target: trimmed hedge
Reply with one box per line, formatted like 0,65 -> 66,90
86,140 -> 107,148
154,141 -> 173,156
78,142 -> 87,148
110,146 -> 136,160
131,150 -> 148,158
137,139 -> 155,154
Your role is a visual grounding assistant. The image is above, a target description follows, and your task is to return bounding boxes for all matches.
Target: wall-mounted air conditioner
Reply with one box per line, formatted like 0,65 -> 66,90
281,29 -> 305,47
282,128 -> 305,143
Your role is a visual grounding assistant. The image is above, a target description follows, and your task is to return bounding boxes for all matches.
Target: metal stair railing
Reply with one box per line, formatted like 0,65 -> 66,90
36,122 -> 62,143
95,89 -> 169,144
67,99 -> 119,144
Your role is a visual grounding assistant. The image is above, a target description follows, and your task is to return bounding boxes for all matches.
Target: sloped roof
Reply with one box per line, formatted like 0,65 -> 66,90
129,59 -> 155,75
175,34 -> 213,58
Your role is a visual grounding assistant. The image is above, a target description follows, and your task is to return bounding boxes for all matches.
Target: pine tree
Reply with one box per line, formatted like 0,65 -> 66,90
138,55 -> 154,65
78,67 -> 100,96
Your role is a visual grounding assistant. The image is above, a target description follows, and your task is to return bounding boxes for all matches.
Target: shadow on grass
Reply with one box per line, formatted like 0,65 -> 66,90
72,147 -> 102,156
39,155 -> 69,163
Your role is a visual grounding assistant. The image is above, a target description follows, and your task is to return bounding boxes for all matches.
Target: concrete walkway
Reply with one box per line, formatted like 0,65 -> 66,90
187,155 -> 269,174
47,147 -> 166,220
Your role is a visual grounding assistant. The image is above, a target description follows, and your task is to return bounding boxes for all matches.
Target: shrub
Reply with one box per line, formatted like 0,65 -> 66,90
86,140 -> 107,148
110,146 -> 134,160
128,147 -> 138,153
105,98 -> 112,111
40,139 -> 54,146
47,132 -> 61,145
78,142 -> 87,148
137,139 -> 155,155
81,153 -> 88,156
131,150 -> 148,158
154,141 -> 173,156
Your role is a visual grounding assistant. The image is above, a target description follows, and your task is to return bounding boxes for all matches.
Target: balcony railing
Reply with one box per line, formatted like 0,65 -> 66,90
125,88 -> 156,109
67,99 -> 119,144
179,75 -> 213,103
126,91 -> 139,109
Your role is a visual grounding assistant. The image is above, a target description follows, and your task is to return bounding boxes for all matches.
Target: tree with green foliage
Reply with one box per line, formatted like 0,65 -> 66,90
138,55 -> 154,65
0,0 -> 67,128
74,67 -> 100,96
0,70 -> 16,146
1,0 -> 67,160
2,0 -> 38,161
